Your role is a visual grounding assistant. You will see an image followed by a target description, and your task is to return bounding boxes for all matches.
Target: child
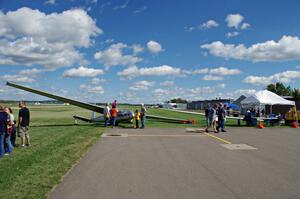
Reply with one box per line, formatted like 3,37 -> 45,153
135,110 -> 140,129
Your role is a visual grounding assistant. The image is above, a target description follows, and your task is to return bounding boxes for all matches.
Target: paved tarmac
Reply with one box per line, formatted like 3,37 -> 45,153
49,127 -> 300,199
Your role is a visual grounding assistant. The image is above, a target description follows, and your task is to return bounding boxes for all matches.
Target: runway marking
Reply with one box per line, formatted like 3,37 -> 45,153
221,144 -> 257,150
204,133 -> 232,144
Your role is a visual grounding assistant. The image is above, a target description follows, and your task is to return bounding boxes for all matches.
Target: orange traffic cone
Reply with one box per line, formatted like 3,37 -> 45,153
258,122 -> 265,129
292,121 -> 299,128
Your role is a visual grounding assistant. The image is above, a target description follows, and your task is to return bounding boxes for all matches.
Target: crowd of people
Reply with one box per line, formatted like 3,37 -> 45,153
0,101 -> 30,158
103,100 -> 147,129
204,103 -> 227,133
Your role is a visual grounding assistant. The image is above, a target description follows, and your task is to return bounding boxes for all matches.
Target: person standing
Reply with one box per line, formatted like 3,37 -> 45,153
4,107 -> 14,154
18,101 -> 30,147
110,106 -> 118,128
217,104 -> 226,132
8,108 -> 16,147
205,107 -> 212,132
0,105 -> 8,158
112,100 -> 117,108
134,109 -> 140,129
103,103 -> 110,127
261,108 -> 265,117
222,104 -> 227,132
212,104 -> 218,133
140,104 -> 147,129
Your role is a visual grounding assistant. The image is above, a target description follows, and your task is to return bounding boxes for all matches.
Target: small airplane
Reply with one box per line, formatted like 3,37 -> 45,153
6,82 -> 194,125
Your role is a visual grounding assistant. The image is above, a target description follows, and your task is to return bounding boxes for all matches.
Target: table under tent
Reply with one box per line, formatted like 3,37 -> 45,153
240,90 -> 297,126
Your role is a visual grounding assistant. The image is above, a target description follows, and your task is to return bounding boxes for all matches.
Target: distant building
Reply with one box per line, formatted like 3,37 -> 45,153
159,103 -> 187,109
233,95 -> 246,107
187,98 -> 233,110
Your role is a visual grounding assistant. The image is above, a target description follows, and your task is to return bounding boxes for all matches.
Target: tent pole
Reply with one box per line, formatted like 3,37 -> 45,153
270,105 -> 272,116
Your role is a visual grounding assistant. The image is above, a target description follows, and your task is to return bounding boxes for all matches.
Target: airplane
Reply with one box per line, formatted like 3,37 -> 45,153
6,82 -> 194,125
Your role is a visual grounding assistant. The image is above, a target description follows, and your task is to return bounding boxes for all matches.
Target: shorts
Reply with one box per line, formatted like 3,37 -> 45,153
19,126 -> 29,138
213,116 -> 218,122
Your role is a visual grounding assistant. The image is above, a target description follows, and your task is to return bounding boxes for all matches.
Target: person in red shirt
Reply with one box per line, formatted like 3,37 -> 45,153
110,107 -> 118,127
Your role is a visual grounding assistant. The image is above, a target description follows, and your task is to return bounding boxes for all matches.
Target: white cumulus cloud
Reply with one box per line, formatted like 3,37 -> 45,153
225,13 -> 244,29
243,70 -> 300,86
18,68 -> 43,76
0,7 -> 101,69
200,20 -> 219,29
1,74 -> 35,83
118,65 -> 181,79
63,66 -> 104,77
201,35 -> 300,62
91,78 -> 106,84
209,67 -> 241,75
131,44 -> 144,54
129,81 -> 154,91
147,40 -> 164,53
202,75 -> 223,81
80,84 -> 104,94
241,23 -> 250,30
226,31 -> 239,38
183,68 -> 209,75
94,43 -> 142,68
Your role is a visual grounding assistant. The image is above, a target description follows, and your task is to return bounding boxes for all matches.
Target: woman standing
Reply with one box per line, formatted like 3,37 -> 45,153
103,103 -> 110,127
8,108 -> 16,147
4,107 -> 14,154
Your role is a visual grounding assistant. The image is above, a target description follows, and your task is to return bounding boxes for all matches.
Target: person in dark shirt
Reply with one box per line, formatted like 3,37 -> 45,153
216,103 -> 226,132
18,101 -> 30,147
0,105 -> 8,158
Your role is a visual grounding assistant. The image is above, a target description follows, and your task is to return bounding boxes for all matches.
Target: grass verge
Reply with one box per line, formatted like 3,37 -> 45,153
0,105 -> 104,199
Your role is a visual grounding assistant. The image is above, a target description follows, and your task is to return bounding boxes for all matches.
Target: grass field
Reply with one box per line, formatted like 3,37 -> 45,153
0,105 -> 104,199
0,104 -> 250,199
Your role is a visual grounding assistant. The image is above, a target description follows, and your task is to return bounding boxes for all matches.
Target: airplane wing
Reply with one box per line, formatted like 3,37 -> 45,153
146,114 -> 195,123
6,82 -> 104,114
158,108 -> 244,120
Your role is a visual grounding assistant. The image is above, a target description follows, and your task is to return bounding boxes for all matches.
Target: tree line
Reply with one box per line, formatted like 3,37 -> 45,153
266,82 -> 300,99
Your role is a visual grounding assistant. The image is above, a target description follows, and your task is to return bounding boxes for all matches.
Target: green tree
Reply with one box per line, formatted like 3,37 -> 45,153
170,98 -> 187,103
292,88 -> 300,100
266,84 -> 276,93
266,82 -> 292,96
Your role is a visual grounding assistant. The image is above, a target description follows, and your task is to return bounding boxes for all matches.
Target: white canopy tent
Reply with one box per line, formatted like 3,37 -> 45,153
241,90 -> 295,114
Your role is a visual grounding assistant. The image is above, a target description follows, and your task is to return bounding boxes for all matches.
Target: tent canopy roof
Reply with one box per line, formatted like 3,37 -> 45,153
241,90 -> 295,106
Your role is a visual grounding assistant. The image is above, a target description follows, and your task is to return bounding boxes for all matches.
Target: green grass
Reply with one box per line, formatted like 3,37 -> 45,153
0,105 -> 104,199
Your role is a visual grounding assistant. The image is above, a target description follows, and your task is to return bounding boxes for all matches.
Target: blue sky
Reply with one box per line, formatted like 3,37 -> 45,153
0,0 -> 300,103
